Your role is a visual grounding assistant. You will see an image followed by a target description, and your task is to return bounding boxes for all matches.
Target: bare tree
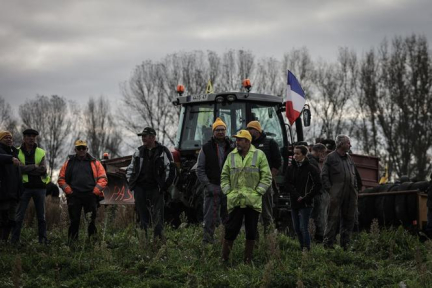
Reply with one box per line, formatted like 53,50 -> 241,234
83,96 -> 122,159
358,35 -> 432,179
254,57 -> 283,96
120,59 -> 179,146
19,95 -> 74,178
310,48 -> 358,141
0,96 -> 20,144
219,49 -> 255,91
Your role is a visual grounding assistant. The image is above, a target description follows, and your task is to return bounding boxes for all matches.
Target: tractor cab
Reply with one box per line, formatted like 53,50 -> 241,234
173,91 -> 289,163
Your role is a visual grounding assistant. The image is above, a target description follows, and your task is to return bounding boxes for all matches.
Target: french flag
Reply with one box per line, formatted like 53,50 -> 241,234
285,70 -> 305,125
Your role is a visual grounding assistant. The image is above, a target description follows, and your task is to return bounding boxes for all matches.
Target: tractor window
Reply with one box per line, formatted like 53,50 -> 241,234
180,103 -> 214,149
216,102 -> 247,136
250,104 -> 284,148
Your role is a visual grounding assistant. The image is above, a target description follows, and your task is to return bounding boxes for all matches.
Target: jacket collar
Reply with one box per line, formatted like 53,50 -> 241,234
0,143 -> 18,154
232,144 -> 257,155
68,153 -> 96,161
252,132 -> 267,144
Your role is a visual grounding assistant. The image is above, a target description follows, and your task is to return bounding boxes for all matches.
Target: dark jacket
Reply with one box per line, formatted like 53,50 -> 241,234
126,142 -> 176,191
0,144 -> 23,201
251,132 -> 281,170
307,154 -> 320,172
58,153 -> 107,196
196,137 -> 233,186
321,151 -> 362,194
284,157 -> 322,209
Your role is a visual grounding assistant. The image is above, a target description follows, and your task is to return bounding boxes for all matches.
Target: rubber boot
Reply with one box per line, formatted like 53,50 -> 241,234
222,239 -> 234,262
244,239 -> 255,264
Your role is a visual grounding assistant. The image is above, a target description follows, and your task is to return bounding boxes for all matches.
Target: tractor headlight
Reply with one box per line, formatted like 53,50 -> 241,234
215,96 -> 224,103
226,94 -> 236,102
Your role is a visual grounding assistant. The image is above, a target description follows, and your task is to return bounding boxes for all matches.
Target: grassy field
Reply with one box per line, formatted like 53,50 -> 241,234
1,203 -> 431,288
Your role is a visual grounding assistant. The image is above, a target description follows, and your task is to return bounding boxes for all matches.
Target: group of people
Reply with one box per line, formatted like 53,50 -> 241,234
0,129 -> 51,244
0,129 -> 109,244
0,122 -> 363,263
195,118 -> 363,263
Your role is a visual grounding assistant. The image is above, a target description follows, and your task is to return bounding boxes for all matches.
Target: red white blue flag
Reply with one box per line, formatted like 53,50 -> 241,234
285,70 -> 305,125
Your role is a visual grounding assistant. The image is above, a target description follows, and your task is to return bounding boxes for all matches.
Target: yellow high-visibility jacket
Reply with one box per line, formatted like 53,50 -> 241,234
221,145 -> 272,213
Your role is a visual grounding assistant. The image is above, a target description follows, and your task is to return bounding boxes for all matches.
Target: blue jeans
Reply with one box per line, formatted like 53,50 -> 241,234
11,188 -> 47,243
291,207 -> 313,250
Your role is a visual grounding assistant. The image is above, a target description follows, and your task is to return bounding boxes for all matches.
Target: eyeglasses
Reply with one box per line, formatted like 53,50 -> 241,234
215,129 -> 226,133
76,146 -> 87,151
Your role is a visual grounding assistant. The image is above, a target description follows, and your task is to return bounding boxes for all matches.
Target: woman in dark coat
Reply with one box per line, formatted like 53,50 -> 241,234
284,145 -> 322,250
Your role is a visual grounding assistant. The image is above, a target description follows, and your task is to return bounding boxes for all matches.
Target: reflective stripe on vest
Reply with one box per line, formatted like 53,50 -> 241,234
230,150 -> 259,172
18,148 -> 50,184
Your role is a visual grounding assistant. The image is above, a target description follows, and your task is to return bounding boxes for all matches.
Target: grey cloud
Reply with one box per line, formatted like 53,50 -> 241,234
0,0 -> 431,109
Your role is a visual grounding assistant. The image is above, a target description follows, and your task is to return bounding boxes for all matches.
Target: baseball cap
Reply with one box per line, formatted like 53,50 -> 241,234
137,127 -> 156,136
232,130 -> 252,142
74,140 -> 88,147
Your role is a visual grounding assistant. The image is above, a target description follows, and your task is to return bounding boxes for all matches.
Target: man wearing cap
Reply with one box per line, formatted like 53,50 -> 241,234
126,127 -> 176,239
58,140 -> 107,242
11,128 -> 50,244
0,131 -> 23,242
220,130 -> 272,264
196,117 -> 233,244
246,120 -> 281,235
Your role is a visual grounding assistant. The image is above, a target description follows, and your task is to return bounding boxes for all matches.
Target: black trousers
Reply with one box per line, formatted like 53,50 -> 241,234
0,200 -> 18,241
134,185 -> 164,238
224,207 -> 260,241
67,192 -> 98,241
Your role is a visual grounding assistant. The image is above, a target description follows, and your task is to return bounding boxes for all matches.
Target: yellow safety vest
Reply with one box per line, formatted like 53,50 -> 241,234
18,147 -> 50,184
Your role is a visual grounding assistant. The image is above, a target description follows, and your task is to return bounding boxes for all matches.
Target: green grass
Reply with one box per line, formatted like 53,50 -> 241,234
1,206 -> 432,288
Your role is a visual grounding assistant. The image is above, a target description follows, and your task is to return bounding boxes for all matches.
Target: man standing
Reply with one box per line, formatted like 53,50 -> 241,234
58,140 -> 107,242
220,130 -> 272,264
196,118 -> 233,244
246,120 -> 281,234
0,131 -> 23,242
12,129 -> 50,244
126,127 -> 175,240
322,135 -> 361,250
307,143 -> 327,243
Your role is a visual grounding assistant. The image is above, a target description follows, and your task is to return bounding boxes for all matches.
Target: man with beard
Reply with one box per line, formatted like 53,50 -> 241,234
12,128 -> 50,245
58,140 -> 107,243
196,118 -> 233,244
221,130 -> 272,264
0,131 -> 22,242
246,121 -> 281,235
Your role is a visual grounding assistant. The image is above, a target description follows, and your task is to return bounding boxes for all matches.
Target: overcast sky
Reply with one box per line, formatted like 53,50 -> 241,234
1,0 -> 431,110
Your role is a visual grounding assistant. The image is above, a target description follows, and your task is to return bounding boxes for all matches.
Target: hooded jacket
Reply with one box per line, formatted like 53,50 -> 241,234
220,145 -> 272,213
